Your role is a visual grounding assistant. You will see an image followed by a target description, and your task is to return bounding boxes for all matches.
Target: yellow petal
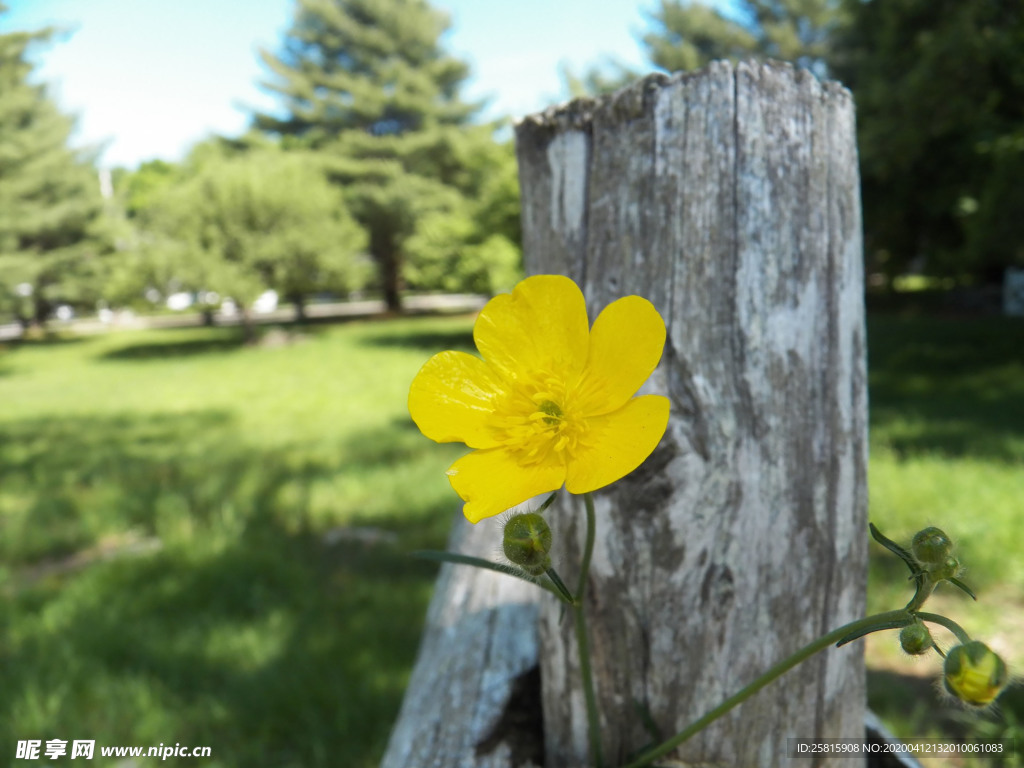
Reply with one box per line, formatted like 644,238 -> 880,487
565,395 -> 670,494
473,275 -> 590,386
408,351 -> 506,448
447,448 -> 566,523
575,295 -> 666,415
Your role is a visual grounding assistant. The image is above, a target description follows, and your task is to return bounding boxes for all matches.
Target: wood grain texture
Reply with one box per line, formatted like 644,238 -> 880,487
380,513 -> 544,768
516,60 -> 867,767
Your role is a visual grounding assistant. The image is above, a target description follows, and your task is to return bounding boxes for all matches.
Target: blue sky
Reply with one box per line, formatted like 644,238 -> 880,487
0,0 -> 681,168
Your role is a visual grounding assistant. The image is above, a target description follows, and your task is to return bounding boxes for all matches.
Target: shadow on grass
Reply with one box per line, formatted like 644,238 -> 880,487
0,411 -> 456,767
357,327 -> 475,354
6,333 -> 88,348
99,328 -> 250,361
868,316 -> 1024,462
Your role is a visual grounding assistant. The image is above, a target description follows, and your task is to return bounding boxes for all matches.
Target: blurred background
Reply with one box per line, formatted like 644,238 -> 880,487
0,0 -> 1022,765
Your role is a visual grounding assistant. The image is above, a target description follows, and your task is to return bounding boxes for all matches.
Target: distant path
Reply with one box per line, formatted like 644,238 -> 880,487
0,294 -> 488,341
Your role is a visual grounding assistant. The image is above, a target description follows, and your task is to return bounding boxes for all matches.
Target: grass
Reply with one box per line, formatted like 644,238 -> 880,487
0,317 -> 475,767
865,314 -> 1024,766
0,311 -> 1021,766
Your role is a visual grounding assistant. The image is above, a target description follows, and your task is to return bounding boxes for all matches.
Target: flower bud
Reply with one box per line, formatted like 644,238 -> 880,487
899,622 -> 933,655
912,527 -> 953,567
502,513 -> 552,576
943,641 -> 1008,707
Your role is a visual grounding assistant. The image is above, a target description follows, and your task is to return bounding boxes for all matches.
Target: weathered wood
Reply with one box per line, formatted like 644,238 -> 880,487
379,512 -> 543,768
515,60 -> 867,766
385,59 -> 867,768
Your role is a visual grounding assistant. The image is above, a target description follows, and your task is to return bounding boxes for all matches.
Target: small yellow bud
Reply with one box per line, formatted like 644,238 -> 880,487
502,513 -> 553,576
899,622 -> 933,655
943,641 -> 1008,707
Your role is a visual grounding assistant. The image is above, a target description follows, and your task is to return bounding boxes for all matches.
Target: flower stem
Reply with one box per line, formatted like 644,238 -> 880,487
620,609 -> 913,768
916,611 -> 972,645
575,493 -> 603,768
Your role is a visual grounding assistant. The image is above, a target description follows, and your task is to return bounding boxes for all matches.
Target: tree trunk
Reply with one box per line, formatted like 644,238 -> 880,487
381,246 -> 402,312
384,60 -> 867,767
238,308 -> 256,345
32,295 -> 50,328
516,60 -> 867,767
292,295 -> 307,323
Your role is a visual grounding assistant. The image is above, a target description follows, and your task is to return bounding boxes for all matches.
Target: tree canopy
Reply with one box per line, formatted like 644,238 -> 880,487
0,6 -> 104,326
254,0 -> 477,143
832,0 -> 1024,282
253,0 -> 515,310
129,146 -> 368,326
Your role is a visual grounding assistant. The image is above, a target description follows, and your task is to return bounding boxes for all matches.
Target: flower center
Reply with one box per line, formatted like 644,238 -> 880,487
491,375 -> 587,466
537,399 -> 562,424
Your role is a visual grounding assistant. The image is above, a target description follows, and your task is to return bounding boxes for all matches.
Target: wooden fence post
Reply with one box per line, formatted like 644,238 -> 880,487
515,60 -> 867,767
382,59 -> 867,767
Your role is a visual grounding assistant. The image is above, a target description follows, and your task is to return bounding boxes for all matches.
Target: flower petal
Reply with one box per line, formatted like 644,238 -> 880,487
447,448 -> 566,523
575,295 -> 666,415
408,351 -> 506,448
473,275 -> 590,387
565,395 -> 670,494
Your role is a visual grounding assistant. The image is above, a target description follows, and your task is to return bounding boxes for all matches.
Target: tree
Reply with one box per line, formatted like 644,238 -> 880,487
563,0 -> 843,102
831,0 -> 1024,283
643,0 -> 841,76
0,5 -> 104,327
253,0 -> 501,310
402,133 -> 521,295
559,59 -> 641,99
136,147 -> 368,332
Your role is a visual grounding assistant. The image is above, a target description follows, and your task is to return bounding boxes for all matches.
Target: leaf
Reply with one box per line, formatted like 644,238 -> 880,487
948,576 -> 977,601
835,616 -> 914,647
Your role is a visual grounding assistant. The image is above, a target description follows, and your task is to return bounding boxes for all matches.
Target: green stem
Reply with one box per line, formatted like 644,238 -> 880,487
916,611 -> 972,645
412,550 -> 567,602
620,609 -> 913,768
575,493 -> 603,768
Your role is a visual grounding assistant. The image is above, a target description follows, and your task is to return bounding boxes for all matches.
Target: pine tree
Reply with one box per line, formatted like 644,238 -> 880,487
643,0 -> 841,76
563,1 -> 842,102
0,4 -> 103,327
832,0 -> 1024,284
255,0 -> 474,142
253,0 -> 500,310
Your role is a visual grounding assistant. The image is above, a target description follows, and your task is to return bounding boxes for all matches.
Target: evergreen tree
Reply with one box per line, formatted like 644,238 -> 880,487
0,5 -> 103,327
255,0 -> 475,142
565,0 -> 842,101
253,0 -> 503,310
832,0 -> 1024,283
643,0 -> 841,76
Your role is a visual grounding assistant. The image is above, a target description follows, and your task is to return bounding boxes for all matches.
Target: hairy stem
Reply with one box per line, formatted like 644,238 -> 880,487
575,493 -> 602,768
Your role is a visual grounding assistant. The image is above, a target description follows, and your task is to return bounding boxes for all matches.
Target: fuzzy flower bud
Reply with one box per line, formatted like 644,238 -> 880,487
912,527 -> 953,567
943,641 -> 1008,707
502,513 -> 553,576
899,622 -> 933,655
912,526 -> 962,581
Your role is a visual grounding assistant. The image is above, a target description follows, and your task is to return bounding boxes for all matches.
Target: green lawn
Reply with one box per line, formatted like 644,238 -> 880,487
866,315 -> 1024,765
0,317 -> 475,767
1,312 -> 1021,766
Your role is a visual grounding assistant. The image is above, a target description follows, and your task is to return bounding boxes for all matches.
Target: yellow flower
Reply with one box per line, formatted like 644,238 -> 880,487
943,641 -> 1008,706
408,274 -> 670,523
